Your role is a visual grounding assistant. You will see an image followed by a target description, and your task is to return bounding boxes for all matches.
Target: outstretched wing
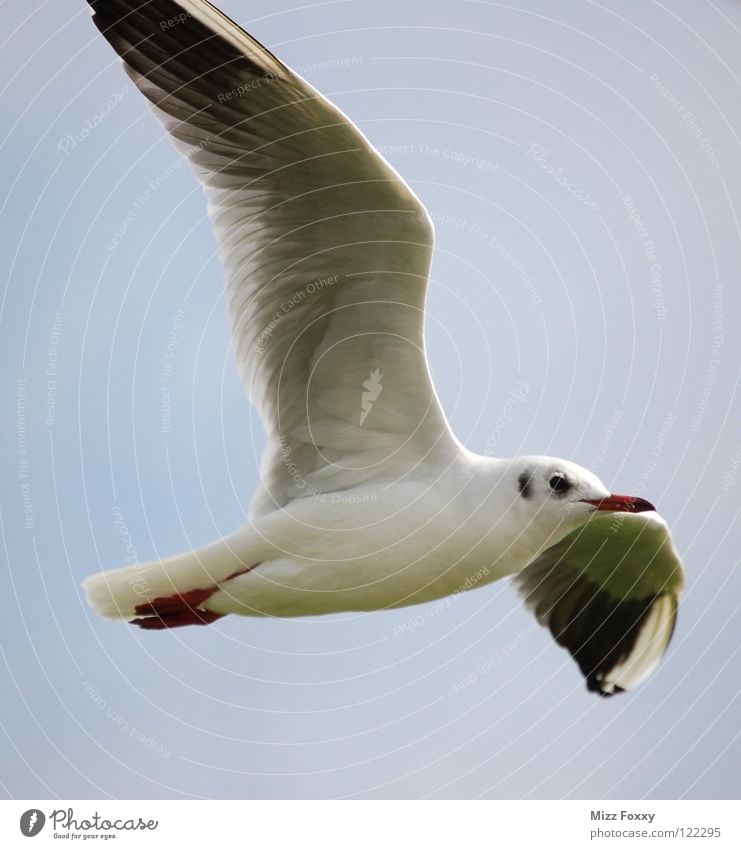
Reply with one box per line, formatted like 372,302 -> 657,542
514,512 -> 684,696
88,0 -> 456,514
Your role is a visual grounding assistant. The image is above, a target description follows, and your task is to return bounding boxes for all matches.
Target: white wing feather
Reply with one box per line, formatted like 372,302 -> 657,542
89,0 -> 456,514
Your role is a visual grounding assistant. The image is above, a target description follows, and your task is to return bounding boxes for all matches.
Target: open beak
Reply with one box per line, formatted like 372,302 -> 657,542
580,494 -> 655,513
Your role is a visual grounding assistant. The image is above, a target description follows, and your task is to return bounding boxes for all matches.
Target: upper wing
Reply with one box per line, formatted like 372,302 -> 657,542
514,512 -> 684,696
88,0 -> 457,513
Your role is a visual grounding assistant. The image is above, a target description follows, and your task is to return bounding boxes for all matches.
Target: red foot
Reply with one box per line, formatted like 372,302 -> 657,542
132,609 -> 225,629
130,566 -> 256,630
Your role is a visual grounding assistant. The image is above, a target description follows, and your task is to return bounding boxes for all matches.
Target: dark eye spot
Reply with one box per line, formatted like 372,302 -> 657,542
549,473 -> 570,493
518,471 -> 533,499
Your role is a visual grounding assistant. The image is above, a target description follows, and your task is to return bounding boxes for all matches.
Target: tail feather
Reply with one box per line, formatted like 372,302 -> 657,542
82,534 -> 255,624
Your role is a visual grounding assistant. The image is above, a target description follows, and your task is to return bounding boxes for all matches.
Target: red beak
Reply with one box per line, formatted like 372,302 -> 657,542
580,494 -> 655,513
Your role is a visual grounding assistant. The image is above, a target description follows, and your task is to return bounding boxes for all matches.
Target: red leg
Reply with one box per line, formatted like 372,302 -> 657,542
132,608 -> 225,629
130,566 -> 256,630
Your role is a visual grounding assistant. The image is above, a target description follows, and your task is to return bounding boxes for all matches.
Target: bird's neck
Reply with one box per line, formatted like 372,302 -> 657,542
456,454 -> 578,573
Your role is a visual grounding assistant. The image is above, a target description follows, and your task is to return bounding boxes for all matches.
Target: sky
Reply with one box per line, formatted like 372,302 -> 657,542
1,0 -> 740,800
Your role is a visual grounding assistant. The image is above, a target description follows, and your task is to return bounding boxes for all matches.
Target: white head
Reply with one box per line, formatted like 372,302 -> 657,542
504,455 -> 655,548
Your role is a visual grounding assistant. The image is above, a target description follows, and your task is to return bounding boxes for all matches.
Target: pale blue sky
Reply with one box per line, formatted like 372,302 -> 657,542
1,0 -> 740,799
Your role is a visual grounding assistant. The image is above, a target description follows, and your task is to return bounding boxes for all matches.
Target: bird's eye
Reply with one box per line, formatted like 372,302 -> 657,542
549,474 -> 570,493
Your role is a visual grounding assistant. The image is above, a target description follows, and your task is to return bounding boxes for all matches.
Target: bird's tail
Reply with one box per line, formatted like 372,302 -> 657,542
82,533 -> 255,629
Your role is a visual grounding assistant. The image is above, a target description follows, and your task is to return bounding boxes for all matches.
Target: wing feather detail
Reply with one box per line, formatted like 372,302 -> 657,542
514,512 -> 684,696
88,0 -> 455,513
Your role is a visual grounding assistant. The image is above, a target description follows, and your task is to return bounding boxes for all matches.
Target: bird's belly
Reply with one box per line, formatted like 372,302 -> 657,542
207,482 -> 540,617
206,533 -> 520,617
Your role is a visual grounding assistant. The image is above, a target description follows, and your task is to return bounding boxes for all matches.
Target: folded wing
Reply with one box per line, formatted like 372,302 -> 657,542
514,512 -> 684,696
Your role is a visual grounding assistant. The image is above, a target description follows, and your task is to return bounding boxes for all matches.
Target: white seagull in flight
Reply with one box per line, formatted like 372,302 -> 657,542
83,0 -> 684,696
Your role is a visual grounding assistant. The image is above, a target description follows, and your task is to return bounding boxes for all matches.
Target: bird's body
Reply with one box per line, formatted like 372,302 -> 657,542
82,0 -> 684,696
90,456 -> 597,619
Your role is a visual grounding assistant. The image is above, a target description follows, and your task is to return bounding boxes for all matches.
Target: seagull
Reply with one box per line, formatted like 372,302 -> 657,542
82,0 -> 684,696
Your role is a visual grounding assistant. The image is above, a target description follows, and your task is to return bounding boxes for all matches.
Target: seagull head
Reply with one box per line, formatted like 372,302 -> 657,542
509,455 -> 655,544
